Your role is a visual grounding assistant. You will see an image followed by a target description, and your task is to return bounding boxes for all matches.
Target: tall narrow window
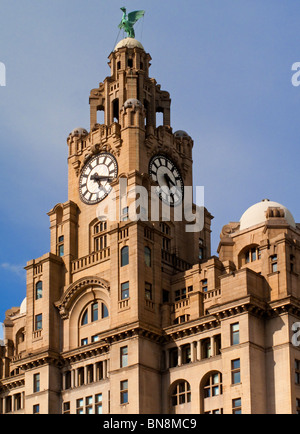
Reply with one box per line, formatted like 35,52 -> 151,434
76,398 -> 84,415
182,344 -> 191,364
120,380 -> 129,404
35,314 -> 43,331
121,282 -> 129,300
86,396 -> 93,414
202,338 -> 211,359
121,207 -> 129,221
33,373 -> 40,393
271,255 -> 278,273
35,281 -> 43,300
95,394 -> 103,414
144,246 -> 151,267
232,398 -> 242,414
231,323 -> 240,346
199,238 -> 204,260
91,302 -> 98,322
120,346 -> 128,368
201,279 -> 208,293
231,359 -> 241,384
121,246 -> 129,267
145,282 -> 153,300
58,236 -> 64,257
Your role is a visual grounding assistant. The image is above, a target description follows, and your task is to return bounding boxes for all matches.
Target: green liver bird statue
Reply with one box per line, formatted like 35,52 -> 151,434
118,7 -> 145,38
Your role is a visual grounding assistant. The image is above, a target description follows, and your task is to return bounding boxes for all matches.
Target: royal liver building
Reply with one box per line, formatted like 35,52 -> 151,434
1,13 -> 300,414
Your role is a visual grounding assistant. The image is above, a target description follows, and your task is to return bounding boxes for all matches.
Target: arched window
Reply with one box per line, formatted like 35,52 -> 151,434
171,381 -> 191,407
203,372 -> 223,398
144,246 -> 151,267
80,301 -> 109,326
35,281 -> 43,300
121,246 -> 129,267
238,244 -> 261,268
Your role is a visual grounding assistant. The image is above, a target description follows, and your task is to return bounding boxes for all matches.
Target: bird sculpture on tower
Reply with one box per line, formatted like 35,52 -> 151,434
118,7 -> 145,38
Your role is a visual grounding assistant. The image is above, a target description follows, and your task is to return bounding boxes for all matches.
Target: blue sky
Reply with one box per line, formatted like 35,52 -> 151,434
0,0 -> 300,320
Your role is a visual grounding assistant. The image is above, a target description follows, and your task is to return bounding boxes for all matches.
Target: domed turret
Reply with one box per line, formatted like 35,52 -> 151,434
114,38 -> 144,52
239,199 -> 296,231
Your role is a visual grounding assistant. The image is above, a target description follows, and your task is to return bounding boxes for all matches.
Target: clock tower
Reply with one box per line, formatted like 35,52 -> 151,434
47,37 -> 212,413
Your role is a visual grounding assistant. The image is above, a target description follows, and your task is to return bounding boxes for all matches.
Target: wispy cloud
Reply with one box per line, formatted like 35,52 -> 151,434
0,263 -> 26,279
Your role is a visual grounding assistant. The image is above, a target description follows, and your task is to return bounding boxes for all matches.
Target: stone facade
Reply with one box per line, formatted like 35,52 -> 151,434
1,38 -> 300,415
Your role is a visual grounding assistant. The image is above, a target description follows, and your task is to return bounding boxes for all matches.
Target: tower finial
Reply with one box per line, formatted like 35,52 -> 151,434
118,7 -> 145,38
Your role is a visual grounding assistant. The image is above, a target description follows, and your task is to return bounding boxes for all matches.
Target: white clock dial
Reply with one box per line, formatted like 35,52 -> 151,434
79,153 -> 118,205
149,155 -> 184,206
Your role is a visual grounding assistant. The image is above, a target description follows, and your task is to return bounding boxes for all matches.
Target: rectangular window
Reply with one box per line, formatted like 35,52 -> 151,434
120,380 -> 129,404
35,281 -> 43,300
121,282 -> 129,300
91,302 -> 98,322
201,279 -> 208,292
232,398 -> 242,414
33,404 -> 40,414
76,398 -> 84,415
35,314 -> 43,331
231,323 -> 240,346
85,396 -> 93,414
58,244 -> 64,257
33,373 -> 40,393
182,344 -> 191,364
63,402 -> 70,414
95,394 -> 103,414
120,346 -> 128,368
121,207 -> 129,221
81,338 -> 88,346
202,338 -> 211,359
145,282 -> 153,300
231,359 -> 241,384
271,255 -> 278,273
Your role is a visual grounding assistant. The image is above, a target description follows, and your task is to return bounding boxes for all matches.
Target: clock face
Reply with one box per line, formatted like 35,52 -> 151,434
79,153 -> 118,205
149,155 -> 184,206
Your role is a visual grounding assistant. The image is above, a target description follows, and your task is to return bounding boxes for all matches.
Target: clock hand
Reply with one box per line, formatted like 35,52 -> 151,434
164,173 -> 176,188
91,173 -> 114,183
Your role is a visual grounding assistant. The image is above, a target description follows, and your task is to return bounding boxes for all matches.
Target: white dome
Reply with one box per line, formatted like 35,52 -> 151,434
240,199 -> 296,231
114,38 -> 144,51
20,297 -> 27,314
